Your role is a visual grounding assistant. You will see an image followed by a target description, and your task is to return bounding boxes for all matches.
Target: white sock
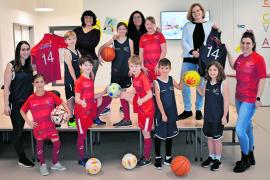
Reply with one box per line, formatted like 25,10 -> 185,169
209,154 -> 215,159
215,155 -> 221,161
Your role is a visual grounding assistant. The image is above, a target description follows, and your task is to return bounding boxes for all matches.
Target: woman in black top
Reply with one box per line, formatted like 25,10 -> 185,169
74,10 -> 100,78
4,41 -> 34,167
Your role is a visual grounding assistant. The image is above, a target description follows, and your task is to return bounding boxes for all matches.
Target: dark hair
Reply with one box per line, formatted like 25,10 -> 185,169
81,10 -> 97,27
158,58 -> 171,68
33,73 -> 45,82
117,22 -> 128,30
128,11 -> 147,34
14,41 -> 33,72
205,61 -> 226,82
79,55 -> 94,66
241,30 -> 256,51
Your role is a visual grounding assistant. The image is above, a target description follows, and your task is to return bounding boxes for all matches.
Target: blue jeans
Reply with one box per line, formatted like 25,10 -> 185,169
180,62 -> 204,111
235,99 -> 256,155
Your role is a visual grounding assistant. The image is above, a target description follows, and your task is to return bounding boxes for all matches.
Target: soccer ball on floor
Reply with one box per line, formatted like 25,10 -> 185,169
107,83 -> 122,98
122,153 -> 137,170
51,106 -> 69,125
85,158 -> 102,175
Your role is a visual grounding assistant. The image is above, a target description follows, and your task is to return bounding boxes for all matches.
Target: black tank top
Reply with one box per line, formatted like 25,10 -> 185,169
64,48 -> 80,83
204,81 -> 224,123
9,60 -> 33,102
112,38 -> 130,76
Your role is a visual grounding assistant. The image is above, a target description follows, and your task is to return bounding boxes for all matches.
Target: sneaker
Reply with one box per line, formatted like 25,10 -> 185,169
99,108 -> 111,116
113,119 -> 132,127
51,162 -> 66,171
201,156 -> 214,168
210,159 -> 222,171
178,111 -> 193,120
18,157 -> 35,168
40,164 -> 50,176
55,124 -> 61,128
68,120 -> 76,128
164,157 -> 172,166
78,158 -> 88,167
119,107 -> 124,114
94,118 -> 106,125
137,157 -> 152,167
195,111 -> 203,120
154,157 -> 162,169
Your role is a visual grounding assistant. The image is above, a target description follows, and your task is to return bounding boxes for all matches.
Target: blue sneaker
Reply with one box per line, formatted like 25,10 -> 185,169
94,118 -> 106,125
78,158 -> 88,167
99,108 -> 111,116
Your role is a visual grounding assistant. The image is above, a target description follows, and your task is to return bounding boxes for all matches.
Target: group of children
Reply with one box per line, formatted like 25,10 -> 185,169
19,17 -> 230,175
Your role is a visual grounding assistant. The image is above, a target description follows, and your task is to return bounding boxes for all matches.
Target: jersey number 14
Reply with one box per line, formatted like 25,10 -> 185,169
42,51 -> 54,65
207,46 -> 220,60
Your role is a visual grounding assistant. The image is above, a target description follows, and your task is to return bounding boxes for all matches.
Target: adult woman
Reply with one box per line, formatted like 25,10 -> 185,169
179,3 -> 219,120
74,10 -> 100,78
4,41 -> 34,167
227,31 -> 266,173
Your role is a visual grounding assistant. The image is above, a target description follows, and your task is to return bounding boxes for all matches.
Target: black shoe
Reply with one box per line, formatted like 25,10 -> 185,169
248,147 -> 255,165
18,157 -> 34,168
154,157 -> 162,170
178,111 -> 193,120
164,157 -> 172,166
113,119 -> 132,127
195,110 -> 203,120
233,153 -> 250,173
201,156 -> 214,168
94,118 -> 106,125
210,159 -> 222,171
137,157 -> 152,167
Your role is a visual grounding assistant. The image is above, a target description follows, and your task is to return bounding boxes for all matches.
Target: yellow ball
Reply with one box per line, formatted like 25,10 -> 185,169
122,153 -> 137,170
183,71 -> 201,87
85,158 -> 102,175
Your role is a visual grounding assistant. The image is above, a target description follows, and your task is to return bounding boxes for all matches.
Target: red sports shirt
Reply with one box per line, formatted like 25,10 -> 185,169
132,72 -> 154,116
74,75 -> 97,118
31,34 -> 67,83
234,52 -> 267,103
139,32 -> 166,70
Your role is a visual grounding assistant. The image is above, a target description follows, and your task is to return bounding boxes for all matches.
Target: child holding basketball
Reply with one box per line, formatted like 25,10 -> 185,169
153,58 -> 182,169
197,61 -> 229,171
20,74 -> 71,176
63,31 -> 81,128
139,16 -> 167,87
121,55 -> 154,166
75,55 -> 112,166
98,22 -> 134,127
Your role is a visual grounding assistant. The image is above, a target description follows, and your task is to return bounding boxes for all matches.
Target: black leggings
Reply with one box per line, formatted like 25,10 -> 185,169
10,102 -> 26,160
154,136 -> 172,157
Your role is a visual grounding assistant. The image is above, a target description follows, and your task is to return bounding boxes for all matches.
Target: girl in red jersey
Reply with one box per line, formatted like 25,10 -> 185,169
139,16 -> 167,86
20,74 -> 71,176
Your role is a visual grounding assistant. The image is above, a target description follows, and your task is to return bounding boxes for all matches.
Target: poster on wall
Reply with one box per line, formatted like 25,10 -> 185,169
103,17 -> 117,35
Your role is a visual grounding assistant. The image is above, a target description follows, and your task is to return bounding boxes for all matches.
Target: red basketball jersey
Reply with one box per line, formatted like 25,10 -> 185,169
31,34 -> 67,83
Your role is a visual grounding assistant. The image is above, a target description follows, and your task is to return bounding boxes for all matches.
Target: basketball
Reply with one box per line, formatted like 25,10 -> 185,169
100,47 -> 115,62
122,153 -> 137,170
51,106 -> 69,125
85,158 -> 102,175
107,83 -> 122,98
183,71 -> 201,87
171,156 -> 191,176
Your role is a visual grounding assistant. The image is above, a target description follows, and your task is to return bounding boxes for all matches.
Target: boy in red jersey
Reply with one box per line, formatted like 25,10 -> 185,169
20,74 -> 71,176
74,55 -> 111,166
121,55 -> 154,166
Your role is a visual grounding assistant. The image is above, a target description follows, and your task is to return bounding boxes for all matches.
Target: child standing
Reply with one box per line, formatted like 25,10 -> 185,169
197,61 -> 229,171
75,55 -> 112,166
63,31 -> 81,127
139,16 -> 167,87
153,58 -> 182,169
20,74 -> 71,176
98,22 -> 134,127
121,55 -> 154,166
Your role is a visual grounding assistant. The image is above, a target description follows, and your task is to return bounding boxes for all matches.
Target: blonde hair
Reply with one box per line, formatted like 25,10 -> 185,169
64,30 -> 76,40
145,16 -> 156,24
128,55 -> 142,66
187,3 -> 206,21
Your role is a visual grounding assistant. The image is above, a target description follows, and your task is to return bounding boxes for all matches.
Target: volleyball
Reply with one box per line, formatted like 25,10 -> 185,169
85,158 -> 102,175
122,153 -> 137,170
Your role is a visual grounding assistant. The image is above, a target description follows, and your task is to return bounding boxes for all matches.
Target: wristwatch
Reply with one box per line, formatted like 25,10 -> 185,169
256,97 -> 261,101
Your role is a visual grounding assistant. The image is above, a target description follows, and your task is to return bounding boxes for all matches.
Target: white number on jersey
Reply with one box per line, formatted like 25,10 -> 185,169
42,51 -> 55,65
207,46 -> 220,60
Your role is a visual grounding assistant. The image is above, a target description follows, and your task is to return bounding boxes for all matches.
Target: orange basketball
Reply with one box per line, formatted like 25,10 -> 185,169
100,47 -> 115,62
171,156 -> 191,176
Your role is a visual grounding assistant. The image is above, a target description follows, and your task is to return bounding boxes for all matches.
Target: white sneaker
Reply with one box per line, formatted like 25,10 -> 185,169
51,162 -> 66,171
40,164 -> 50,176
